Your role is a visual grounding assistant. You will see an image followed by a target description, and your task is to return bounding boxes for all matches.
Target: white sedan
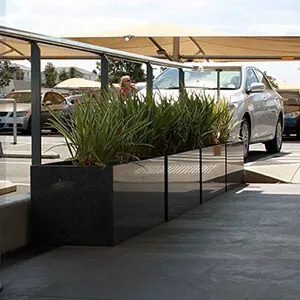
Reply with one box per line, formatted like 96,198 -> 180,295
140,63 -> 284,158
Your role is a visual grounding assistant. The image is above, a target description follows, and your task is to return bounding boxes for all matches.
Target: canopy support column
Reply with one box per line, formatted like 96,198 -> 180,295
31,41 -> 41,165
173,37 -> 180,62
146,63 -> 153,97
101,54 -> 109,93
179,68 -> 185,96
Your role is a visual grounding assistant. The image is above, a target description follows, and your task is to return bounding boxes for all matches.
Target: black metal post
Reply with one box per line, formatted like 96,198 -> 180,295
31,42 -> 41,165
225,144 -> 228,192
101,54 -> 109,93
179,68 -> 185,97
164,154 -> 169,222
216,69 -> 222,100
199,148 -> 203,204
146,62 -> 153,97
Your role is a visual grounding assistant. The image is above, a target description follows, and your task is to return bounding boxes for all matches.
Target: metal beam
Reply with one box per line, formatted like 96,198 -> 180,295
0,39 -> 27,57
31,42 -> 41,165
0,49 -> 13,56
173,37 -> 180,62
148,37 -> 174,61
146,63 -> 153,97
181,54 -> 300,61
188,37 -> 209,62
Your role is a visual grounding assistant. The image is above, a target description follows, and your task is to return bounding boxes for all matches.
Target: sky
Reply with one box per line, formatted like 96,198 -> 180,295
1,0 -> 300,83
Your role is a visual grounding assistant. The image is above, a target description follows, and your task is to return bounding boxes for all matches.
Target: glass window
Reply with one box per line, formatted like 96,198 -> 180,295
253,69 -> 272,89
43,92 -> 54,104
52,93 -> 66,104
4,92 -> 32,103
245,69 -> 259,91
153,68 -> 241,90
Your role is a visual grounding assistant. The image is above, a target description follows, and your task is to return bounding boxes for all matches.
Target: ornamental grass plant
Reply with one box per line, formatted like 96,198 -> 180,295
47,90 -> 236,166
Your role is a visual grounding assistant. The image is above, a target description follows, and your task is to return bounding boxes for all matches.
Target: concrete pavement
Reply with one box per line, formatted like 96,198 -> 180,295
0,135 -> 64,159
1,183 -> 300,300
245,140 -> 300,183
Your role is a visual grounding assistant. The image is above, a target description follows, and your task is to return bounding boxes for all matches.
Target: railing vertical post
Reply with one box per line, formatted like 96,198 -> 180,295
179,68 -> 185,97
200,148 -> 203,204
164,154 -> 169,222
101,54 -> 109,94
12,101 -> 17,145
225,143 -> 228,192
31,41 -> 41,165
146,62 -> 153,97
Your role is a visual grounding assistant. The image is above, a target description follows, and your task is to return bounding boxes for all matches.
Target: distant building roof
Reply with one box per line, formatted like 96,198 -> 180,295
10,63 -> 31,71
56,67 -> 94,75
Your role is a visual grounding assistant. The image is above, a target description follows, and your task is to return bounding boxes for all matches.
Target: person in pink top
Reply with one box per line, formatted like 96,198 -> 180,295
120,75 -> 136,97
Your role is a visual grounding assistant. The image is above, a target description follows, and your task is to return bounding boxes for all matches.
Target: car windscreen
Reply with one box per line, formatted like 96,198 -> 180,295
4,92 -> 42,103
4,92 -> 32,103
153,68 -> 242,90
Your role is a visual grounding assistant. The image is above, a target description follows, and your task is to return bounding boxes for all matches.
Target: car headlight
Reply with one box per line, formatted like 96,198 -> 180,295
284,111 -> 300,119
15,111 -> 28,117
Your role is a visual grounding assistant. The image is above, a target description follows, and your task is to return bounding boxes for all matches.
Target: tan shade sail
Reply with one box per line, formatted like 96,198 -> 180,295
0,36 -> 99,59
55,78 -> 100,89
62,23 -> 300,61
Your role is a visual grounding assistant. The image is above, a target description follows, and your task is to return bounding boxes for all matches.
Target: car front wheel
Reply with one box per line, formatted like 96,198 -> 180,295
265,118 -> 282,153
240,118 -> 250,159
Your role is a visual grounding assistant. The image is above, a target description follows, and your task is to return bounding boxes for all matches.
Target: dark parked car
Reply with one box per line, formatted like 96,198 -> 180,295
277,89 -> 300,139
0,89 -> 71,134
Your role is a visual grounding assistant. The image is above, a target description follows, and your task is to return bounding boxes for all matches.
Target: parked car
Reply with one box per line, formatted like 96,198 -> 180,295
277,89 -> 300,139
140,63 -> 284,158
0,89 -> 71,134
66,94 -> 83,105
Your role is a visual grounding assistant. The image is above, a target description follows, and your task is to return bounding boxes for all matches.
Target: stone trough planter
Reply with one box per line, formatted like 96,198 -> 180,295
31,142 -> 244,247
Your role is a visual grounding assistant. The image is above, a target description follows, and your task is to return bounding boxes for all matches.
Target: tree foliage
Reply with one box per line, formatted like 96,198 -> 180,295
58,69 -> 69,82
15,67 -> 25,80
69,67 -> 76,78
263,71 -> 278,89
96,60 -> 146,84
44,62 -> 58,88
0,61 -> 13,88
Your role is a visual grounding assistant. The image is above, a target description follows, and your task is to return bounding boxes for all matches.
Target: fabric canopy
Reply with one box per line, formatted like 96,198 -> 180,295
63,23 -> 300,61
55,78 -> 100,89
2,23 -> 300,62
0,36 -> 99,59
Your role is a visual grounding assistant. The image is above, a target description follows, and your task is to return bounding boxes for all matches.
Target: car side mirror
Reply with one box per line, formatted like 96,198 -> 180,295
247,82 -> 265,93
45,100 -> 52,106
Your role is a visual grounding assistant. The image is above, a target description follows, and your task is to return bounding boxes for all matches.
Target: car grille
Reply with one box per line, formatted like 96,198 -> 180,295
0,112 -> 8,117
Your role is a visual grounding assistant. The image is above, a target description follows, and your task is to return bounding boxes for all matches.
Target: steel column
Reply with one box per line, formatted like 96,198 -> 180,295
31,42 -> 41,165
173,37 -> 180,61
164,154 -> 169,222
101,54 -> 109,93
146,63 -> 153,97
179,68 -> 185,96
199,148 -> 203,204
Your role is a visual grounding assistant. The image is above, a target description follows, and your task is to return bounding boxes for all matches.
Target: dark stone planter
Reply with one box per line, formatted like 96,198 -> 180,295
31,156 -> 165,247
31,142 -> 244,247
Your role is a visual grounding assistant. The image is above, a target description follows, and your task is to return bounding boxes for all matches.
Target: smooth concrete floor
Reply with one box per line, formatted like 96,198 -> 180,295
1,184 -> 300,300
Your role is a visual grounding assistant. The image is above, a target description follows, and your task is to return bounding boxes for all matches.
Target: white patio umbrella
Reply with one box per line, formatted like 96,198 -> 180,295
55,78 -> 100,90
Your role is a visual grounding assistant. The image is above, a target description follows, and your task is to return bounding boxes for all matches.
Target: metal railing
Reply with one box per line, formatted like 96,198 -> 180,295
0,25 -> 196,164
0,99 -> 17,145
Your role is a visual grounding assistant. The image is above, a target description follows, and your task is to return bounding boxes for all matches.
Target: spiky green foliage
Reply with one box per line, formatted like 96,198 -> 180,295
47,91 -> 236,166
